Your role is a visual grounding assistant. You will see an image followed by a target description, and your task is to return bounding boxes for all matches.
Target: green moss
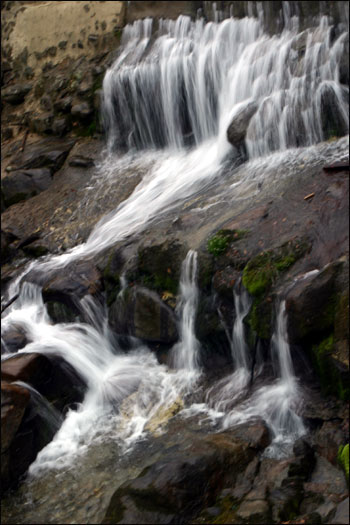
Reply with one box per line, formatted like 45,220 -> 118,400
337,444 -> 349,483
247,298 -> 272,340
311,335 -> 349,400
207,229 -> 248,257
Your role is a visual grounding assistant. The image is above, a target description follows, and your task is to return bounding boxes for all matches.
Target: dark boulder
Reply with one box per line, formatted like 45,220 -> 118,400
1,168 -> 52,207
10,138 -> 75,173
103,431 -> 254,524
227,100 -> 258,149
54,96 -> 73,114
109,286 -> 178,344
29,112 -> 55,135
1,83 -> 32,104
286,262 -> 338,345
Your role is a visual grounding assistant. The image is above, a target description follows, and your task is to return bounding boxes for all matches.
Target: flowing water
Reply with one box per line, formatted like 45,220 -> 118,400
1,3 -> 349,523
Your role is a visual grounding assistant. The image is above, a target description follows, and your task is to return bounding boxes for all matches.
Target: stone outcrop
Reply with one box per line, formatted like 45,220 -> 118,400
109,286 -> 178,344
226,100 -> 258,150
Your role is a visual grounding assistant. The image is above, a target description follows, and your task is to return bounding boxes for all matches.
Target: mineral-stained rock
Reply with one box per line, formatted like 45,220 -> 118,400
1,83 -> 32,104
109,286 -> 178,344
1,168 -> 52,207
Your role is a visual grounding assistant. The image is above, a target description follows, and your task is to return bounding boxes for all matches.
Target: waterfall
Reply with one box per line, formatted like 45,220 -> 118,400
103,11 -> 348,155
221,300 -> 305,456
171,250 -> 201,372
232,284 -> 251,371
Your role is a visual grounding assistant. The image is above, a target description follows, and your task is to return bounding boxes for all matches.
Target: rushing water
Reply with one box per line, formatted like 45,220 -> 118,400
1,4 -> 349,522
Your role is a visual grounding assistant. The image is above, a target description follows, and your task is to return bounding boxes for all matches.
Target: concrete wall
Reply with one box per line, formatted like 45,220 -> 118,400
2,1 -> 125,76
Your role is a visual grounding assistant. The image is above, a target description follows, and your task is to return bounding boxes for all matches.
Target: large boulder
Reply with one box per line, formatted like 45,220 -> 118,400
109,286 -> 178,344
227,100 -> 258,149
1,168 -> 52,207
1,352 -> 86,411
286,262 -> 339,345
103,430 -> 255,524
25,260 -> 103,322
1,380 -> 60,494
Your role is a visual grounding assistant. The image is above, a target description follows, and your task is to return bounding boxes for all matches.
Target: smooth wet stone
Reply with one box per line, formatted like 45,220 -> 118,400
1,327 -> 28,354
330,497 -> 349,524
227,100 -> 258,148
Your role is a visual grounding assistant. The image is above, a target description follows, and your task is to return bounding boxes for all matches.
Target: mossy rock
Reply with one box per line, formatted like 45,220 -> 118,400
242,239 -> 308,340
207,229 -> 248,257
311,334 -> 349,401
134,241 -> 186,296
242,240 -> 308,298
338,444 -> 349,484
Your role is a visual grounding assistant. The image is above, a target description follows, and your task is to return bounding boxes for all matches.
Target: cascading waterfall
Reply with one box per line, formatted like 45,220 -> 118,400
222,300 -> 305,457
171,250 -> 201,373
1,4 -> 348,496
103,11 -> 348,155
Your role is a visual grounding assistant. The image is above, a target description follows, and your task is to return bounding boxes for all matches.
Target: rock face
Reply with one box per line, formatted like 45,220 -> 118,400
227,100 -> 258,149
2,168 -> 52,206
10,138 -> 75,173
109,286 -> 178,344
103,430 -> 255,524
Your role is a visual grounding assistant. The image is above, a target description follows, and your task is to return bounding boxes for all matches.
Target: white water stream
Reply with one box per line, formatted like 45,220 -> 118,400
1,4 -> 349,478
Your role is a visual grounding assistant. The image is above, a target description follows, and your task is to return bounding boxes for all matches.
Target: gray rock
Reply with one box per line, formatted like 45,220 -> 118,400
227,100 -> 258,148
1,83 -> 32,104
236,499 -> 270,522
1,168 -> 52,207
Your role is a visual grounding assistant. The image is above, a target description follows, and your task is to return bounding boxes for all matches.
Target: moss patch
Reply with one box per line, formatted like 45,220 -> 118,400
311,335 -> 349,400
207,229 -> 248,257
337,444 -> 349,484
242,240 -> 308,339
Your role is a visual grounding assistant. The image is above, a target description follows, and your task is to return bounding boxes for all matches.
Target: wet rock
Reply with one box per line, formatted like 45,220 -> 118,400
1,168 -> 52,207
1,352 -> 85,412
40,94 -> 53,112
1,353 -> 52,387
227,100 -> 258,149
109,286 -> 178,344
286,262 -> 338,344
1,381 -> 30,453
212,266 -> 241,298
303,454 -> 348,497
230,419 -> 271,450
1,229 -> 18,263
331,497 -> 349,524
103,431 -> 254,524
10,138 -> 75,173
1,380 -> 61,494
1,327 -> 28,354
1,83 -> 32,104
22,241 -> 49,258
71,102 -> 94,122
320,83 -> 349,140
